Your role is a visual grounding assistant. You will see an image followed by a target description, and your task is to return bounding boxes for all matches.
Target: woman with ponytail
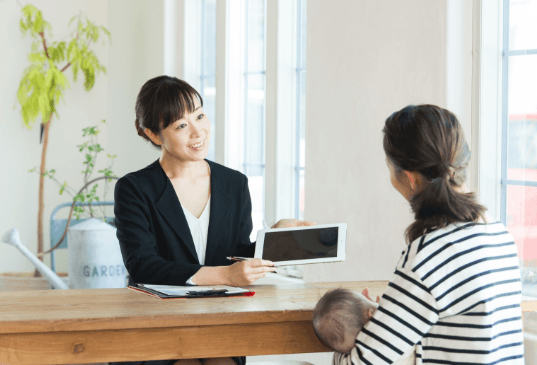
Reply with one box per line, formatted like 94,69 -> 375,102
334,105 -> 524,365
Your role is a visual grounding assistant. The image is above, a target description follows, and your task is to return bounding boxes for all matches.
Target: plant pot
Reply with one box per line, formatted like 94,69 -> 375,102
0,271 -> 68,291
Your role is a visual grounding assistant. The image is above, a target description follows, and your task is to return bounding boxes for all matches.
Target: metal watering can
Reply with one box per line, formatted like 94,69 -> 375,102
2,219 -> 127,290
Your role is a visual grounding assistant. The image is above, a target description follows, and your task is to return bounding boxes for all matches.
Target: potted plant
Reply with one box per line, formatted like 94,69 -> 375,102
36,120 -> 119,256
1,121 -> 121,291
15,4 -> 110,275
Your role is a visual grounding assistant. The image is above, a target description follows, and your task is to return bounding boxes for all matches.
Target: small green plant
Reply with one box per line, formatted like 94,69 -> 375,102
16,4 -> 110,263
30,120 -> 117,220
32,121 -> 119,258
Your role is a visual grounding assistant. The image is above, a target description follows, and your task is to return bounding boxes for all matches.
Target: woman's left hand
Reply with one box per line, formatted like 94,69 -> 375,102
271,219 -> 317,229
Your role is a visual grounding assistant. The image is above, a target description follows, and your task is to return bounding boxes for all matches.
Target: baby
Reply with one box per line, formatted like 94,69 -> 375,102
313,288 -> 415,364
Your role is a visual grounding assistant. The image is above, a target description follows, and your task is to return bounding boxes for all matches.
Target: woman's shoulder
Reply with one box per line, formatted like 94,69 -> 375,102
207,160 -> 248,185
403,220 -> 509,274
115,159 -> 166,197
413,220 -> 505,251
207,159 -> 245,176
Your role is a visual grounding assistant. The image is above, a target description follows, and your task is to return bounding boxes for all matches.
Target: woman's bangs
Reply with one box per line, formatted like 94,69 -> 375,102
156,83 -> 203,130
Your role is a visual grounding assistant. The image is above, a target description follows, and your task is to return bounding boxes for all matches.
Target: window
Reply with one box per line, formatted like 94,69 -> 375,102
243,0 -> 267,238
500,0 -> 537,297
183,0 -> 306,241
478,0 -> 537,299
183,0 -> 217,161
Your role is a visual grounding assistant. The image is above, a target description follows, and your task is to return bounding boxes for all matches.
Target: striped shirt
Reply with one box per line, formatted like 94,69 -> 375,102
333,221 -> 524,365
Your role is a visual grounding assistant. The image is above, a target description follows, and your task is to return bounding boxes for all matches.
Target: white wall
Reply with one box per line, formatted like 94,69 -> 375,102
105,0 -> 164,177
0,0 -> 165,274
302,0 -> 473,284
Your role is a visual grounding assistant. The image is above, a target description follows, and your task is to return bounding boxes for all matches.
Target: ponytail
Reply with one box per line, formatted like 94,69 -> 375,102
406,174 -> 485,244
383,105 -> 486,244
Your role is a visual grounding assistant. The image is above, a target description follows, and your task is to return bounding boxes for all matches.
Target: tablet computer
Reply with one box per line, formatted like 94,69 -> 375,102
254,223 -> 346,266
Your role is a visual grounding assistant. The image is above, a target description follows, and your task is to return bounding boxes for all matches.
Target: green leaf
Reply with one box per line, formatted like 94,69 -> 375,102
17,64 -> 50,128
68,15 -> 78,27
100,26 -> 111,42
20,19 -> 28,35
20,5 -> 50,38
74,193 -> 85,203
59,181 -> 68,195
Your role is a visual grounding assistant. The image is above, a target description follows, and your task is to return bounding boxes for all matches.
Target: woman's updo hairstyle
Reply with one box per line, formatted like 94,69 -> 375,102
383,104 -> 486,244
134,76 -> 203,148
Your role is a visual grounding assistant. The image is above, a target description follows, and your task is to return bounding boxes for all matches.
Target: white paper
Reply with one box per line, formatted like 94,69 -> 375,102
139,284 -> 249,296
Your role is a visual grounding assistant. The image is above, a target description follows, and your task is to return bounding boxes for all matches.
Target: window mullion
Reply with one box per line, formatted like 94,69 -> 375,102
265,0 -> 297,226
505,49 -> 537,56
215,0 -> 229,165
264,0 -> 278,226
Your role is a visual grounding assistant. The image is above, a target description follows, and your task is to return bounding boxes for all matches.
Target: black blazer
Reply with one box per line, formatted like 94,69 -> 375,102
114,159 -> 256,286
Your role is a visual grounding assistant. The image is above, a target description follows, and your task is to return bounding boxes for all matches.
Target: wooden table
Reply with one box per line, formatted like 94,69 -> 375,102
1,281 -> 535,364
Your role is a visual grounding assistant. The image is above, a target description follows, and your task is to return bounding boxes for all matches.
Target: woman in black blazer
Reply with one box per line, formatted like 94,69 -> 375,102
114,76 -> 314,365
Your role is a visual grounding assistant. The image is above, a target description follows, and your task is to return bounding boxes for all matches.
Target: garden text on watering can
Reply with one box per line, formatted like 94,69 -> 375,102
67,218 -> 127,289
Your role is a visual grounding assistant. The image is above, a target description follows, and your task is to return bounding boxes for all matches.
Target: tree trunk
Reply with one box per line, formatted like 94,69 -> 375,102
34,116 -> 53,277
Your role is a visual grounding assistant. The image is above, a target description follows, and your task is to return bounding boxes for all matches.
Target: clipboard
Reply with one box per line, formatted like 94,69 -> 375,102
128,283 -> 255,299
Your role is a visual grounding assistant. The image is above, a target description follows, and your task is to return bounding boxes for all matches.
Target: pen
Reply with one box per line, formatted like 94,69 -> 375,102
226,256 -> 278,273
187,289 -> 228,296
226,256 -> 251,261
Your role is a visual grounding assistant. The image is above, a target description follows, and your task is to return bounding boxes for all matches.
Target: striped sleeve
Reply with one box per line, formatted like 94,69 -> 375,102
334,238 -> 438,365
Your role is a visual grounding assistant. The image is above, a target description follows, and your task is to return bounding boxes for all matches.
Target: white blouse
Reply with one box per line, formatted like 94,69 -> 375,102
183,196 -> 211,285
184,161 -> 212,286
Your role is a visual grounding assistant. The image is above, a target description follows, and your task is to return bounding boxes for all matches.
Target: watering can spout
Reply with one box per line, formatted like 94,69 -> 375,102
2,228 -> 68,290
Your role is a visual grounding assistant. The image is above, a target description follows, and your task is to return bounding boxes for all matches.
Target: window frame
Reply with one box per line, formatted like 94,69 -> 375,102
294,0 -> 306,220
475,0 -> 537,301
499,0 -> 537,224
474,0 -> 504,220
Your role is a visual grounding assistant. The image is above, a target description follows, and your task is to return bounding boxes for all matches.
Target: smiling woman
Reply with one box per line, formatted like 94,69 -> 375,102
134,76 -> 206,150
113,76 -> 315,365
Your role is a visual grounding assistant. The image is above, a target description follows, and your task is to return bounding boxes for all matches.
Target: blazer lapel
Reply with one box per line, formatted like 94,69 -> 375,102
156,174 -> 200,264
204,160 -> 232,265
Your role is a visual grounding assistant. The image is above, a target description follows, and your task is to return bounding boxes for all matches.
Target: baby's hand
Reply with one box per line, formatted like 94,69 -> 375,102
362,287 -> 380,303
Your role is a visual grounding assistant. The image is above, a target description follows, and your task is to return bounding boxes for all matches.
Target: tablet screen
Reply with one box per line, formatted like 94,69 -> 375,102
262,227 -> 339,262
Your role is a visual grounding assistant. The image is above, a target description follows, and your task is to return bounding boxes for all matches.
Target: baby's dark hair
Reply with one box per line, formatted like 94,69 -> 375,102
313,288 -> 372,353
134,75 -> 203,148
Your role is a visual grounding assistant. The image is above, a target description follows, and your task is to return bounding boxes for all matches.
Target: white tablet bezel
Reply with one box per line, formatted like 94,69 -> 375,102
254,223 -> 347,266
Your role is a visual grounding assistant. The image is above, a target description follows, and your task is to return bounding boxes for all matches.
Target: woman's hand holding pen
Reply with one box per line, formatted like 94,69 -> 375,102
225,258 -> 275,286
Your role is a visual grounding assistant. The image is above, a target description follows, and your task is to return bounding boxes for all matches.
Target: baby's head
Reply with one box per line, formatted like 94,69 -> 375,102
313,288 -> 379,353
